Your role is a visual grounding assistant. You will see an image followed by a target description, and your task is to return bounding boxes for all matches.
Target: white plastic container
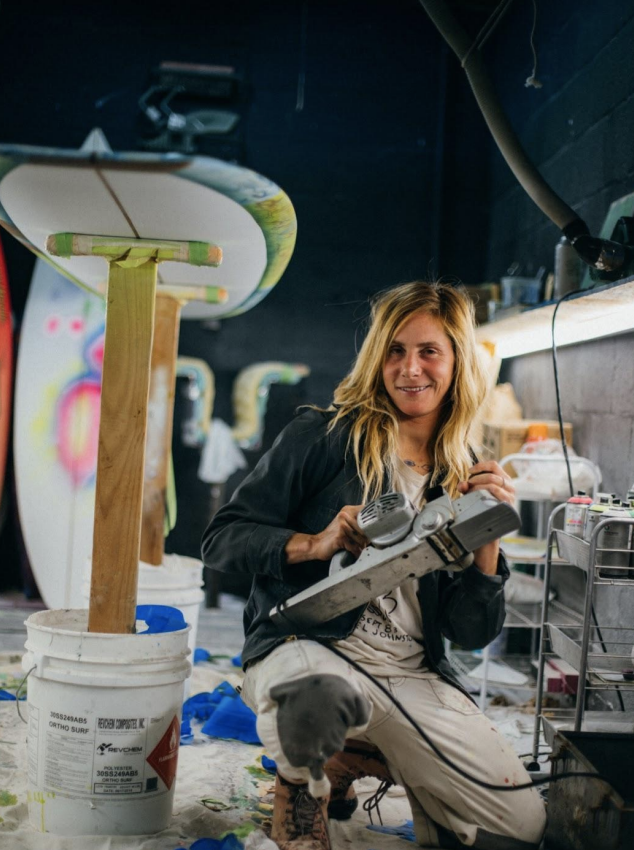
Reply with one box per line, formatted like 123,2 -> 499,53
136,555 -> 205,662
83,553 -> 204,666
23,609 -> 191,835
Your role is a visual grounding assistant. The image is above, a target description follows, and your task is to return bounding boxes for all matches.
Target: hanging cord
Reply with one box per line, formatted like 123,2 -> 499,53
459,0 -> 540,88
550,284 -> 597,497
274,602 -> 612,792
525,0 -> 542,88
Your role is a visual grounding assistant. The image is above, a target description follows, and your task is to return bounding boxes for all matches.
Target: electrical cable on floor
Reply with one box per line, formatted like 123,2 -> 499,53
274,603 -> 613,793
550,282 -> 626,711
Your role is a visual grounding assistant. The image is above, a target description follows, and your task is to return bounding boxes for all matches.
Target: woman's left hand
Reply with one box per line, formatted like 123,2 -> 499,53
457,461 -> 516,575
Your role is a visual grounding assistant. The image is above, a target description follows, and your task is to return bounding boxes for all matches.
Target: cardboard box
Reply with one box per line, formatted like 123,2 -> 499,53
482,419 -> 573,465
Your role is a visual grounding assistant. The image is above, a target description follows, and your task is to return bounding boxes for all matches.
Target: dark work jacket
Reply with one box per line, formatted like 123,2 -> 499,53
201,408 -> 510,692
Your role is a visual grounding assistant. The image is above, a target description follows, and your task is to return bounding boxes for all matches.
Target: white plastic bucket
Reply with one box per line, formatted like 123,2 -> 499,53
23,609 -> 191,835
83,553 -> 205,670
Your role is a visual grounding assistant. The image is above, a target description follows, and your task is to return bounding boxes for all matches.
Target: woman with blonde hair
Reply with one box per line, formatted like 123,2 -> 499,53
202,280 -> 546,850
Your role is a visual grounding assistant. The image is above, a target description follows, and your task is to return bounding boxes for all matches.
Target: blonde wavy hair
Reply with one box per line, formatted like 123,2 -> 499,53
328,280 -> 487,501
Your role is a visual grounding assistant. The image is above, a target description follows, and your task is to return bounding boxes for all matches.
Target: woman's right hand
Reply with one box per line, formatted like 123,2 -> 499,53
284,505 -> 368,565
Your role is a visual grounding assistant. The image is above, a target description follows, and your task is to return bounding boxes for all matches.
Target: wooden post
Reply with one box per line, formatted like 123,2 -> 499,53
88,260 -> 158,633
46,233 -> 222,634
140,293 -> 183,566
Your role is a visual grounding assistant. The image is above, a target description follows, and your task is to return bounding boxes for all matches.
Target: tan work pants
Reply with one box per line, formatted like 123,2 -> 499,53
241,639 -> 546,849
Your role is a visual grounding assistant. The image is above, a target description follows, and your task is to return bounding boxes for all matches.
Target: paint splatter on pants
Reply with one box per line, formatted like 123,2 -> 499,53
241,639 -> 546,849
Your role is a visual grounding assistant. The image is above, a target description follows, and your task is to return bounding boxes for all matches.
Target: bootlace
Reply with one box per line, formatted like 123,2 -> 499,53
362,778 -> 392,825
293,789 -> 332,850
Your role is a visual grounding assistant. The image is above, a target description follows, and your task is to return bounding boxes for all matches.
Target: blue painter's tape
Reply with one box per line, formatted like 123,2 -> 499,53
261,755 -> 277,774
367,820 -> 415,841
200,683 -> 261,745
194,648 -> 212,664
180,718 -> 195,745
136,604 -> 186,634
189,835 -> 244,850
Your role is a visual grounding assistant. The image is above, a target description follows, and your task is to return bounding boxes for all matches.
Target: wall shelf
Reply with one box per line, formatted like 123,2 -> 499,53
476,275 -> 634,358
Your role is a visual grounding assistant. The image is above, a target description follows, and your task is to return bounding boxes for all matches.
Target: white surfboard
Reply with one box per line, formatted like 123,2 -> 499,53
0,141 -> 296,320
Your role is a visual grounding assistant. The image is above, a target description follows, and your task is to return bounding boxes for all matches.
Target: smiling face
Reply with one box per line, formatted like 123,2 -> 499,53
382,311 -> 456,426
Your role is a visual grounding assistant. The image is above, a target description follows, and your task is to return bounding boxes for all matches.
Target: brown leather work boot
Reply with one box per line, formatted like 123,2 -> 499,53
271,773 -> 331,850
324,739 -> 393,821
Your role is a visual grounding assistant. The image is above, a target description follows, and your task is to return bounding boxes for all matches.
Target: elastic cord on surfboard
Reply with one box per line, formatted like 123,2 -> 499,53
273,598 -> 612,793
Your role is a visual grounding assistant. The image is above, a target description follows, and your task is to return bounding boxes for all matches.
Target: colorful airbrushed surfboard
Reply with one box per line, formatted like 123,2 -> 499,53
14,259 -> 105,608
0,233 -> 12,514
1,137 -> 296,609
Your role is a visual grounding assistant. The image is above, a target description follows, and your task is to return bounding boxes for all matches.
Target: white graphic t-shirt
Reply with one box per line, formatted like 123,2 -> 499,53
335,459 -> 437,678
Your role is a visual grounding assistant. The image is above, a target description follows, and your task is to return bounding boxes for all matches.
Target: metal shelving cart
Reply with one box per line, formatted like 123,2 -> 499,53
461,455 -> 601,712
531,503 -> 634,760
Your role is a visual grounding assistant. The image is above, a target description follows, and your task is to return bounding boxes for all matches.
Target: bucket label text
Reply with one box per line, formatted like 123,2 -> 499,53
31,705 -> 176,799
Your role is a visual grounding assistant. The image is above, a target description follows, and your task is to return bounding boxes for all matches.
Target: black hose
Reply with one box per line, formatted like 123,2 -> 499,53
418,0 -> 583,233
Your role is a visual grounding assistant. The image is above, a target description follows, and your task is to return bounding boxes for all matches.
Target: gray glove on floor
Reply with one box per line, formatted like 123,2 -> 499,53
271,673 -> 371,782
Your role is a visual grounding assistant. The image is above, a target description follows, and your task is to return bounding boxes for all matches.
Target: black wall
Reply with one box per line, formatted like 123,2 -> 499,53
0,0 -> 495,586
486,0 -> 634,279
4,0 -> 632,593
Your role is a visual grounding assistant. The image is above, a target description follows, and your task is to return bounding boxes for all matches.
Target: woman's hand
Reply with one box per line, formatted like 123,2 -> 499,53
457,461 -> 516,575
284,505 -> 369,565
457,461 -> 516,506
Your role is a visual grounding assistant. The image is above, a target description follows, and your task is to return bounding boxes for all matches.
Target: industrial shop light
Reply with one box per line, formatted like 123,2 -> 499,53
475,277 -> 634,358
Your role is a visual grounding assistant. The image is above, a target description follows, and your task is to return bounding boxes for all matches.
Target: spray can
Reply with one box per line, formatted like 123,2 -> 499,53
564,491 -> 593,538
584,496 -> 612,542
554,236 -> 581,299
595,505 -> 632,578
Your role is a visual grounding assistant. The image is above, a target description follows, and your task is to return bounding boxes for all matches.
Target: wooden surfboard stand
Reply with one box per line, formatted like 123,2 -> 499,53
47,233 -> 223,634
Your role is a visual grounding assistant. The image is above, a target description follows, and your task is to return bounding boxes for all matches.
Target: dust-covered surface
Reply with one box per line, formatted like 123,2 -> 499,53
0,661 -> 414,850
0,597 -> 544,850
